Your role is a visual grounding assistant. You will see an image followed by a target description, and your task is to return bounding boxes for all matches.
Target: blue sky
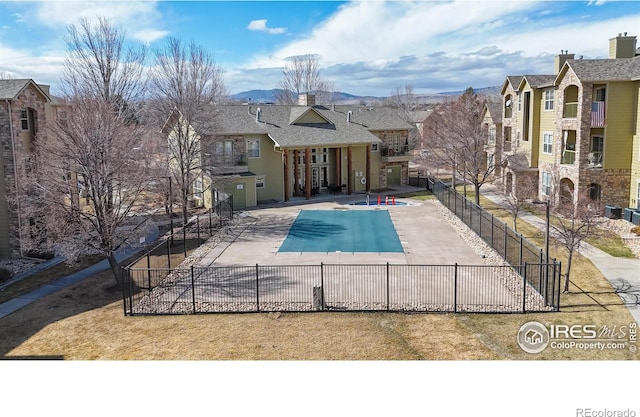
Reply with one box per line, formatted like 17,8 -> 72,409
0,1 -> 639,97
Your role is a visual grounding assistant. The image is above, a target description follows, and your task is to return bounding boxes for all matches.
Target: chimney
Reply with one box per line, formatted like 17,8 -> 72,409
609,32 -> 637,58
256,107 -> 261,123
554,50 -> 575,74
347,110 -> 352,122
298,93 -> 316,106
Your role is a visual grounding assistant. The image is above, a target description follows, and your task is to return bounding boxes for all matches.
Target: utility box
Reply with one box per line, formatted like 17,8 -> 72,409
633,212 -> 640,226
624,208 -> 636,222
605,206 -> 622,219
312,286 -> 324,311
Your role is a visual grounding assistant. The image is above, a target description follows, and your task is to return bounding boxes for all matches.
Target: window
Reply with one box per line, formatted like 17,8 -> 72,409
589,135 -> 604,167
255,175 -> 265,189
371,143 -> 379,152
20,110 -> 29,130
543,132 -> 553,155
214,140 -> 235,165
504,95 -> 512,118
588,183 -> 601,201
591,136 -> 604,153
544,89 -> 554,111
517,93 -> 522,112
193,176 -> 203,200
247,139 -> 260,158
542,172 -> 552,196
388,134 -> 401,152
594,86 -> 606,102
58,110 -> 68,128
488,126 -> 496,144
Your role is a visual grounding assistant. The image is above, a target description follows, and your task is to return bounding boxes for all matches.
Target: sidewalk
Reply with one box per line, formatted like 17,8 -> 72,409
482,187 -> 640,324
0,224 -> 160,319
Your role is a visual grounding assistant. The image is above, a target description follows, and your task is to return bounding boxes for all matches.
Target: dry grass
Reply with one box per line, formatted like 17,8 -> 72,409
0,191 -> 637,360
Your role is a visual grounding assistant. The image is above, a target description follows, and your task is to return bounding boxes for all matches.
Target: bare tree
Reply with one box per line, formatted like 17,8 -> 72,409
551,186 -> 604,292
275,54 -> 334,104
499,176 -> 538,232
424,88 -> 512,206
150,37 -> 227,225
0,71 -> 16,79
21,17 -> 152,288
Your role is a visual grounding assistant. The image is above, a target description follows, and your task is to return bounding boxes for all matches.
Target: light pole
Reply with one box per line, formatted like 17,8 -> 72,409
533,199 -> 550,301
162,176 -> 174,245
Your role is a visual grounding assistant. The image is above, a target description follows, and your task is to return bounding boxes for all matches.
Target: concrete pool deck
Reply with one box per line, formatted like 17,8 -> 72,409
197,199 -> 488,267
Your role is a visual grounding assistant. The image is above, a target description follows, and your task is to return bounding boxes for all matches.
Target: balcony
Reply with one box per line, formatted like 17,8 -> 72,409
206,152 -> 248,175
563,102 -> 578,118
381,145 -> 411,162
587,151 -> 603,168
561,150 -> 575,165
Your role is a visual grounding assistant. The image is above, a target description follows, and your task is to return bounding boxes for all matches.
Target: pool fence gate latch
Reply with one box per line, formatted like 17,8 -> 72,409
313,285 -> 324,311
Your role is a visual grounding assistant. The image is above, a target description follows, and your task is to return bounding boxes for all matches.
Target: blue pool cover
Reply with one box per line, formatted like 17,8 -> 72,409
278,210 -> 404,253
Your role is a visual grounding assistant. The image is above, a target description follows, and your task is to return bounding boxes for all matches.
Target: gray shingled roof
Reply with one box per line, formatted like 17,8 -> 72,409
506,76 -> 523,89
0,79 -> 32,100
563,56 -> 640,82
484,100 -> 502,124
520,74 -> 555,88
200,104 -> 412,148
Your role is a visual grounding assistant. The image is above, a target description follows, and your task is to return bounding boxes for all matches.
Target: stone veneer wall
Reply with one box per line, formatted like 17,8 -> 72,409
0,85 -> 49,257
553,68 -> 631,208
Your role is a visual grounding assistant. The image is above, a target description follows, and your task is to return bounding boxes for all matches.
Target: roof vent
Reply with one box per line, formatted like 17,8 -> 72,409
248,105 -> 252,114
256,107 -> 261,123
347,110 -> 352,122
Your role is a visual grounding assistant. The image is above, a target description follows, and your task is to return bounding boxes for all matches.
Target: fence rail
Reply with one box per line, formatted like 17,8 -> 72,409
428,177 -> 561,310
122,262 -> 559,315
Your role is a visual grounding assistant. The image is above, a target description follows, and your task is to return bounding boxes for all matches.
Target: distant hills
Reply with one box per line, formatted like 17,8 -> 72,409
229,86 -> 500,105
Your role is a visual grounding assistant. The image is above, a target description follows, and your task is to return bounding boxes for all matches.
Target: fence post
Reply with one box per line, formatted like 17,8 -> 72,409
522,262 -> 528,313
503,224 -> 508,260
197,215 -> 201,245
519,235 -> 523,275
386,262 -> 390,311
122,267 -> 129,316
183,225 -> 187,257
491,215 -> 494,248
191,266 -> 196,314
454,263 -> 458,313
320,262 -> 324,311
166,238 -> 171,269
555,260 -> 562,312
146,253 -> 151,292
539,249 -> 544,293
255,264 -> 260,312
478,207 -> 482,238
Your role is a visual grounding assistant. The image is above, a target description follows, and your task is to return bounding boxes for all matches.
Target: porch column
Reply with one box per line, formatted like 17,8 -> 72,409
283,149 -> 290,202
365,144 -> 371,192
347,145 -> 353,195
293,150 -> 300,196
305,147 -> 312,200
335,148 -> 342,187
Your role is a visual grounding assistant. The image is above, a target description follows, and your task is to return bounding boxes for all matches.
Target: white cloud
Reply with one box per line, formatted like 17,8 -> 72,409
247,19 -> 286,35
12,12 -> 24,23
240,1 -> 640,95
29,1 -> 169,44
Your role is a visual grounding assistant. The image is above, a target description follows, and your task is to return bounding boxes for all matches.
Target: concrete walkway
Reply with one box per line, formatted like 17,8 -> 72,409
481,186 -> 640,324
0,224 -> 160,319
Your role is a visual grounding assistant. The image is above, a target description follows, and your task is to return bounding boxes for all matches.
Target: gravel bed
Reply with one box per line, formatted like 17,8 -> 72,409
0,258 -> 45,277
597,217 -> 640,258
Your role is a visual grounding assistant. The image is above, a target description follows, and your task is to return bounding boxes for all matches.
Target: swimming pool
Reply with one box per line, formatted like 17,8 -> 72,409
278,209 -> 404,253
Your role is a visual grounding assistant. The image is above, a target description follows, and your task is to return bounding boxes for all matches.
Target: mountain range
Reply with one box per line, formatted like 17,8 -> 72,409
229,86 -> 500,105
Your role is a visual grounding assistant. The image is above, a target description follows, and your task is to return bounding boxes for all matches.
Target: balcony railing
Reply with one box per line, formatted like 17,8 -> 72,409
561,150 -> 575,165
381,145 -> 410,157
503,141 -> 512,152
563,102 -> 578,118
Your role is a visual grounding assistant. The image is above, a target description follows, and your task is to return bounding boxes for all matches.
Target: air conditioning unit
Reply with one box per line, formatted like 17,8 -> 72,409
587,151 -> 602,167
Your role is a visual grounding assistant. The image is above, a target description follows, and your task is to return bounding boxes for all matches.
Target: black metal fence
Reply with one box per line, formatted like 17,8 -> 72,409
122,262 -> 559,315
429,177 -> 561,310
125,196 -> 234,271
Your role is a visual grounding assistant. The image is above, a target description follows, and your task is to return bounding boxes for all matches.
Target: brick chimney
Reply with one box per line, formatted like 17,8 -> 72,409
298,93 -> 316,106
